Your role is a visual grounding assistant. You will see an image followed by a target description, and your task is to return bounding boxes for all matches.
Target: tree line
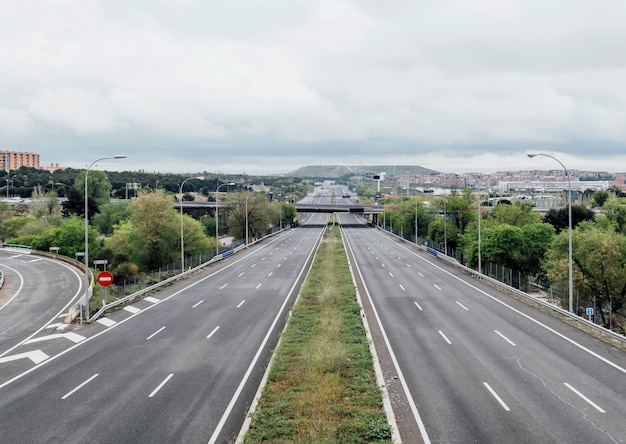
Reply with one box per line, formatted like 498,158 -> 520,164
376,188 -> 626,333
0,168 -> 300,281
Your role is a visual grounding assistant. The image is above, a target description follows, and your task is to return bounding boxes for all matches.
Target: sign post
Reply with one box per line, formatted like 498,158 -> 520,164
97,271 -> 114,305
586,307 -> 594,321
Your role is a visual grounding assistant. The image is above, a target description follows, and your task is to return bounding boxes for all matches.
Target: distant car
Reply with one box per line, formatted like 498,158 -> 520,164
343,194 -> 350,198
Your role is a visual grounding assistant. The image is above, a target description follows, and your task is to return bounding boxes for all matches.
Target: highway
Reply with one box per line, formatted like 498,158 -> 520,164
0,213 -> 328,443
0,250 -> 83,371
339,213 -> 626,443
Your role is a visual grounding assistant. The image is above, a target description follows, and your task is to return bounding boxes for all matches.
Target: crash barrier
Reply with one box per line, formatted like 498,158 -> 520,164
0,270 -> 3,289
377,226 -> 626,351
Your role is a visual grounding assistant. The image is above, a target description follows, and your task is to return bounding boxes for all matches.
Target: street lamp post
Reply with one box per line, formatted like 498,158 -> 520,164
215,181 -> 235,256
475,180 -> 482,274
179,176 -> 204,272
528,153 -> 573,313
84,155 -> 126,321
245,191 -> 252,246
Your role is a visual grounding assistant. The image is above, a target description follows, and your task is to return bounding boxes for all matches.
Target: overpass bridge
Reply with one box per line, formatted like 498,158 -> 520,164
174,201 -> 383,214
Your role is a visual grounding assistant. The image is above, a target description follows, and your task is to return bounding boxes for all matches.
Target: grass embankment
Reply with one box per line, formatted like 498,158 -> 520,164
244,225 -> 392,443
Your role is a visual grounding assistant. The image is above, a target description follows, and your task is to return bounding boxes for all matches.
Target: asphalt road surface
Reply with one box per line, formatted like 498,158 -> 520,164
0,214 -> 327,444
340,213 -> 626,444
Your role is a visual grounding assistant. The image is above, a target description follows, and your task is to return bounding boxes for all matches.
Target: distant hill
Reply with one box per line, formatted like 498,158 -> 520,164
288,165 -> 440,180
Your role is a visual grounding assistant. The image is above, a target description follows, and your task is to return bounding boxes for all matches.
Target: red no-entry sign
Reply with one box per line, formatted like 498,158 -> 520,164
97,271 -> 114,287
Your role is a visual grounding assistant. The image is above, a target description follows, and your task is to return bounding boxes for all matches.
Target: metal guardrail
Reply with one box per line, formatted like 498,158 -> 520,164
0,271 -> 3,289
377,226 -> 626,351
88,243 -> 248,322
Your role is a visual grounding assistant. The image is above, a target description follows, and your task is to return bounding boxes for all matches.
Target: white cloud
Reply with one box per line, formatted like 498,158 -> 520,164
1,0 -> 626,174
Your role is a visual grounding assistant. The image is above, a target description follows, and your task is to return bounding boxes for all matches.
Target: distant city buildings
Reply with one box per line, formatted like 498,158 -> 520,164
0,151 -> 66,173
0,151 -> 40,172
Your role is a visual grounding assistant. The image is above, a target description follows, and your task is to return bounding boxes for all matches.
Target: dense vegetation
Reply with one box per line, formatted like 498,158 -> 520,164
0,167 -> 302,283
373,189 -> 626,333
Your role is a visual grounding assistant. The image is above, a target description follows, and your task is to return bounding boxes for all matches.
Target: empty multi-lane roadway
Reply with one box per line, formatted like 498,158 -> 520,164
0,187 -> 625,443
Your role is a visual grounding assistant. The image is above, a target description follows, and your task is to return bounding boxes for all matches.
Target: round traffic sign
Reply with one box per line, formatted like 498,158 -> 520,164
97,271 -> 114,287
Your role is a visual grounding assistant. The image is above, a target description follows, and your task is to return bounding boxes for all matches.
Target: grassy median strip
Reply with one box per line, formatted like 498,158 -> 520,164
244,225 -> 392,444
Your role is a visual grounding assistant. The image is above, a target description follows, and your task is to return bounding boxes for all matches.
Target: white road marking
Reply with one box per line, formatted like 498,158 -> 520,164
389,272 -> 394,277
433,284 -> 442,291
219,284 -> 228,290
144,297 -> 160,303
25,332 -> 85,344
256,283 -> 262,289
399,284 -> 406,291
62,374 -> 99,400
484,383 -> 510,411
45,323 -> 62,329
418,272 -> 424,277
0,350 -> 49,365
381,264 -> 386,268
238,272 -> 244,277
494,330 -> 516,346
456,301 -> 469,311
564,383 -> 606,413
268,272 -> 273,277
124,306 -> 141,314
149,373 -> 174,398
146,326 -> 166,340
236,300 -> 246,308
251,264 -> 256,268
277,263 -> 281,268
206,326 -> 220,339
438,330 -> 452,344
96,317 -> 116,327
192,300 -> 204,308
414,301 -> 423,311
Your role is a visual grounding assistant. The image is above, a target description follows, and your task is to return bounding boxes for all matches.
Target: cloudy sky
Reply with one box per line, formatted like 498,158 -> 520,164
2,0 -> 626,175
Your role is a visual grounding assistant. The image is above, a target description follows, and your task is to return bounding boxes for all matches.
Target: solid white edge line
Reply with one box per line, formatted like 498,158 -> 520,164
341,223 -> 430,444
62,373 -> 99,400
149,373 -> 174,398
483,382 -> 511,411
146,326 -> 166,340
563,383 -> 606,413
494,330 -> 516,347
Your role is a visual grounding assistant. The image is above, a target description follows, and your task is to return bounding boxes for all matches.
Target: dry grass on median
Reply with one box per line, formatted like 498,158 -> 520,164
243,225 -> 392,444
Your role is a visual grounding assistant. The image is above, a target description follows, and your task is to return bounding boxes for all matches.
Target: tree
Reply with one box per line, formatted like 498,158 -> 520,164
127,191 -> 181,271
543,204 -> 595,233
545,224 -> 626,331
593,190 -> 609,208
601,197 -> 626,234
62,170 -> 114,218
487,201 -> 540,227
226,191 -> 272,240
92,201 -> 131,236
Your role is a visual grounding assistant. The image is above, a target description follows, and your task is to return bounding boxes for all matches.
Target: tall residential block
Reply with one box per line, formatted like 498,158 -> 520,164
0,151 -> 40,172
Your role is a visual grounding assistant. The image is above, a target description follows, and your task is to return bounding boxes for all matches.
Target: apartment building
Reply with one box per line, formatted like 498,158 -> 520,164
0,151 -> 40,172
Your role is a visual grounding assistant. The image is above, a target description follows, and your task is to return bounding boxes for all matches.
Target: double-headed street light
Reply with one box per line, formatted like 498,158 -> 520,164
179,176 -> 204,272
528,153 -> 573,313
215,181 -> 235,255
84,155 -> 126,321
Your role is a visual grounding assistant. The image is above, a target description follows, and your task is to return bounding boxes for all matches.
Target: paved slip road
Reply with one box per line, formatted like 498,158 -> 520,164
0,250 -> 83,369
339,213 -> 626,444
0,213 -> 328,444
